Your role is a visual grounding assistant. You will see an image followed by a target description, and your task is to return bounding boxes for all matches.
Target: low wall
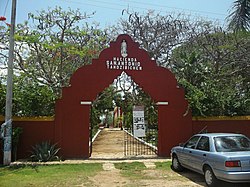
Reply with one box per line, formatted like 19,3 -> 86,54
1,116 -> 250,164
192,116 -> 250,138
0,116 -> 55,164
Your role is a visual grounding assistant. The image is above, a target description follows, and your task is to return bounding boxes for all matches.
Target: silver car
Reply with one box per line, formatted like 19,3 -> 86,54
171,133 -> 250,187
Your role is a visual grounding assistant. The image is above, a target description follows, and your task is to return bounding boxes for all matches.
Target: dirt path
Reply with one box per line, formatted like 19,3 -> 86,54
90,128 -> 125,159
90,128 -> 157,159
88,128 -> 204,187
88,162 -> 204,187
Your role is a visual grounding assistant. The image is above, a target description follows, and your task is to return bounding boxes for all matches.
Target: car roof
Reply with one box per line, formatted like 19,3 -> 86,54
194,133 -> 245,138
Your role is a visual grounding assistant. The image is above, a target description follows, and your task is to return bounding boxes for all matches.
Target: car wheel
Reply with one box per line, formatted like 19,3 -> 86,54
172,155 -> 184,172
204,166 -> 218,187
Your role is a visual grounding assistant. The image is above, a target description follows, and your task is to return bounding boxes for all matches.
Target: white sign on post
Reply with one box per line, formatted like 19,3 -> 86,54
133,106 -> 145,137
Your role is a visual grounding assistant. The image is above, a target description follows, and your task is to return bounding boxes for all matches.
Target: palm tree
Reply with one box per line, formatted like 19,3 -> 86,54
227,0 -> 250,31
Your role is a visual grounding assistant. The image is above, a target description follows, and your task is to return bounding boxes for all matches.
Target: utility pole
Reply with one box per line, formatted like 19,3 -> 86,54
3,0 -> 17,165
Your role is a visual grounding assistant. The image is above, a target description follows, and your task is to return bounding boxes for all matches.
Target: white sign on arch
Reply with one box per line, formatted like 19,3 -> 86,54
133,106 -> 145,138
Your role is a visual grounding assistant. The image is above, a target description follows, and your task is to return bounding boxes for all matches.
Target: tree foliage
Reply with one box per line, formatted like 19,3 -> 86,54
0,74 -> 56,116
13,74 -> 56,116
91,72 -> 158,130
1,7 -> 249,117
227,0 -> 250,32
110,11 -> 194,67
171,31 -> 250,116
112,11 -> 250,116
0,7 -> 109,96
0,7 -> 109,116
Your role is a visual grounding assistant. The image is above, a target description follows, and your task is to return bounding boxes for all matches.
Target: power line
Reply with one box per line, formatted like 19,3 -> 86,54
58,0 -> 226,20
38,0 -> 227,25
84,0 -> 228,21
58,0 -> 124,11
120,0 -> 228,17
4,0 -> 10,16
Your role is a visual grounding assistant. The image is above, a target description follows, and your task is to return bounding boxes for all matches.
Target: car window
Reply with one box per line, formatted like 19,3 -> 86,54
214,136 -> 250,152
196,136 -> 210,151
185,136 -> 200,149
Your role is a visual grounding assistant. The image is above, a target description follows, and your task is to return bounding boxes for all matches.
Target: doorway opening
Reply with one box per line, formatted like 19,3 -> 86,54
89,72 -> 158,158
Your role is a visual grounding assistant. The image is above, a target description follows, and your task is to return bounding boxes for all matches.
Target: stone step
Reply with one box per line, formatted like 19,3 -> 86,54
102,162 -> 117,171
143,162 -> 156,169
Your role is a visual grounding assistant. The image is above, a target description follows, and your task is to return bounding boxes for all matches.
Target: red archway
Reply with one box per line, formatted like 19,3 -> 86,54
54,34 -> 192,158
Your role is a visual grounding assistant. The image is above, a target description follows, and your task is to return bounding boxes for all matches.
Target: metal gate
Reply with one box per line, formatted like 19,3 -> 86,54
124,124 -> 158,157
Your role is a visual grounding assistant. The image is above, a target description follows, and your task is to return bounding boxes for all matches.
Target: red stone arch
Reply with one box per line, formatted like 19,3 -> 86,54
54,34 -> 192,158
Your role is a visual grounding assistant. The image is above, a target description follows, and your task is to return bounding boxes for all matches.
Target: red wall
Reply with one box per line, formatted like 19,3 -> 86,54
1,117 -> 250,163
192,118 -> 250,138
0,118 -> 54,164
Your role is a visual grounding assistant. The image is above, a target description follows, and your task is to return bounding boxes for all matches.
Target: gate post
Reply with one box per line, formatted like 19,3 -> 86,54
55,97 -> 92,159
157,101 -> 192,157
80,101 -> 92,157
157,103 -> 171,157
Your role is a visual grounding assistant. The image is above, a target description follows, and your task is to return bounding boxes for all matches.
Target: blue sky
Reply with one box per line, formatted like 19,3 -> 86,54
1,0 -> 234,28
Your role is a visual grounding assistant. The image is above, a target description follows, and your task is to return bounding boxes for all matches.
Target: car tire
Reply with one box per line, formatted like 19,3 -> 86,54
171,155 -> 184,172
204,166 -> 218,187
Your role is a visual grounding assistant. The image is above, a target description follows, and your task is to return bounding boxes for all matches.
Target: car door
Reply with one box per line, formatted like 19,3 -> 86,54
180,135 -> 201,169
191,136 -> 210,173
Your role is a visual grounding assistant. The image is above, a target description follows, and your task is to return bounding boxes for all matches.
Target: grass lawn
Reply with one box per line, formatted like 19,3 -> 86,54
0,163 -> 102,187
114,162 -> 147,180
0,161 -> 177,187
114,161 -> 173,180
155,161 -> 172,170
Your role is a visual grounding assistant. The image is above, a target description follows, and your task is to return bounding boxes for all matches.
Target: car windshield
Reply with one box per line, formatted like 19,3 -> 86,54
214,136 -> 250,152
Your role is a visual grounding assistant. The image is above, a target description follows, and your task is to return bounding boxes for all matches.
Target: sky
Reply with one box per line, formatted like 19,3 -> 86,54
1,0 -> 234,28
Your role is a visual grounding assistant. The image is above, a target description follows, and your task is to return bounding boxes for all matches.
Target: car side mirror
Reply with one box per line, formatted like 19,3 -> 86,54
179,143 -> 184,147
190,145 -> 195,149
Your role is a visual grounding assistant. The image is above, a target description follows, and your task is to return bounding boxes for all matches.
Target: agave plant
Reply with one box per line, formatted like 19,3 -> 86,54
30,141 -> 61,162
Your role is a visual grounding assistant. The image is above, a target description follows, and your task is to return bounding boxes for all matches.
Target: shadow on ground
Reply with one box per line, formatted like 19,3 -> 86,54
178,169 -> 250,187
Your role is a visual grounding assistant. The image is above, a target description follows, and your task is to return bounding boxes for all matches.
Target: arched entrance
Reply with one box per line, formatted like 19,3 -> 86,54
54,34 -> 192,159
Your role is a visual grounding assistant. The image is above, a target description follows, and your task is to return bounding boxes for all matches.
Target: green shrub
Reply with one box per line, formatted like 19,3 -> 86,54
30,141 -> 60,162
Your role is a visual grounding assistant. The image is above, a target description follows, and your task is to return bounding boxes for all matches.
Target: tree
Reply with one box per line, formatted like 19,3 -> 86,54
227,0 -> 250,31
0,7 -> 109,96
109,11 -> 194,67
110,11 -> 250,116
0,73 -> 55,116
171,30 -> 250,116
14,74 -> 56,116
91,72 -> 158,131
0,7 -> 111,117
